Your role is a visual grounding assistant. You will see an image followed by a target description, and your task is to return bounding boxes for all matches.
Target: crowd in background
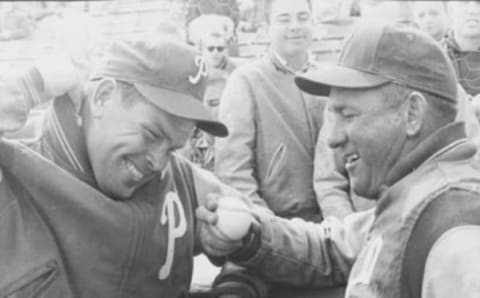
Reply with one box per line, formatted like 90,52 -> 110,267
2,0 -> 480,296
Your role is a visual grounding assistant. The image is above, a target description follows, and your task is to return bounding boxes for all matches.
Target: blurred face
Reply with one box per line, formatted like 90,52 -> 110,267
363,2 -> 417,28
202,35 -> 227,68
450,1 -> 480,39
268,0 -> 313,58
85,82 -> 194,199
414,2 -> 448,40
326,86 -> 407,198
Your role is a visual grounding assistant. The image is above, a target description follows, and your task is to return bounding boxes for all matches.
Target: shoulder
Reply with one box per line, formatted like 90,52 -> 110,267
422,225 -> 480,298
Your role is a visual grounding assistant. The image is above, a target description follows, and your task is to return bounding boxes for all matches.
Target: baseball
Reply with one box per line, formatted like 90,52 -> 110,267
215,197 -> 253,241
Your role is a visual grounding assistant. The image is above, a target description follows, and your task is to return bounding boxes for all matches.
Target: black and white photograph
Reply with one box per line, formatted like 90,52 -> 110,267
0,0 -> 479,297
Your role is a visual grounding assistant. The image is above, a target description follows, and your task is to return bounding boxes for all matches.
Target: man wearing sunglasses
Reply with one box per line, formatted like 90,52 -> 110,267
181,14 -> 242,171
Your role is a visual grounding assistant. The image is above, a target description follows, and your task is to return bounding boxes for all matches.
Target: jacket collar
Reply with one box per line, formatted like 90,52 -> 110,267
382,122 -> 475,192
43,95 -> 96,186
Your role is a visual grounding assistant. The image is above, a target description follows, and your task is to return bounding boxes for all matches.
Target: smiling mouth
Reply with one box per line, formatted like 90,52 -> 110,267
125,159 -> 144,182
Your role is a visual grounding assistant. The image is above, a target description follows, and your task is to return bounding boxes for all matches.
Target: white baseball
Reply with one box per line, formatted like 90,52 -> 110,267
215,197 -> 253,241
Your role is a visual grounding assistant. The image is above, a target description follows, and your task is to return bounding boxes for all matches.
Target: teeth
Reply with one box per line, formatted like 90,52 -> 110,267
126,160 -> 144,182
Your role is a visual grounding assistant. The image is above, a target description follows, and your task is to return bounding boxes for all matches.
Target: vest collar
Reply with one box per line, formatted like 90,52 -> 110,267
381,122 -> 475,195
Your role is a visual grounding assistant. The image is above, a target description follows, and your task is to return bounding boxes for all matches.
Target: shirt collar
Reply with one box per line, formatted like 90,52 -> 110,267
270,48 -> 314,74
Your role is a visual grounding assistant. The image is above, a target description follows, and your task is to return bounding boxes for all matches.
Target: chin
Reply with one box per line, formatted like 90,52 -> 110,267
99,181 -> 133,201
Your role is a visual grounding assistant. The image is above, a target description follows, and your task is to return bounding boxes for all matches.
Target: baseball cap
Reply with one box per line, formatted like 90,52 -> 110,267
295,21 -> 458,104
90,36 -> 228,137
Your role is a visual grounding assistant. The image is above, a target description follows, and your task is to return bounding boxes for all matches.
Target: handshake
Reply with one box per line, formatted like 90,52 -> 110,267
196,194 -> 255,257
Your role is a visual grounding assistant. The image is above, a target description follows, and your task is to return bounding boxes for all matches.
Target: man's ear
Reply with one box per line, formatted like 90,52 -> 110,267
90,77 -> 117,118
405,91 -> 427,137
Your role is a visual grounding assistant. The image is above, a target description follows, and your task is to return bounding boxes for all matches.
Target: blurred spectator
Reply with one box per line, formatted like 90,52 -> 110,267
213,0 -> 328,296
312,0 -> 356,23
0,3 -> 34,41
413,1 -> 449,41
445,1 -> 480,123
444,1 -> 480,97
151,19 -> 187,42
180,14 -> 242,170
360,0 -> 416,27
216,0 -> 325,223
188,13 -> 235,48
185,0 -> 240,32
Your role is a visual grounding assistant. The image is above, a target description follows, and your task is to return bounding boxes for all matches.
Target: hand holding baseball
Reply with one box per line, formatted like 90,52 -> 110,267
196,194 -> 253,256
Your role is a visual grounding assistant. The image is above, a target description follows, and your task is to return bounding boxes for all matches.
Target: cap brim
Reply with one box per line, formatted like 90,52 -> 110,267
295,63 -> 391,96
135,83 -> 228,137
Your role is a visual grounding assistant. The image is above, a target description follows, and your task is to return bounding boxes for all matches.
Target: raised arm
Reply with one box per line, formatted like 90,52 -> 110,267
0,55 -> 80,136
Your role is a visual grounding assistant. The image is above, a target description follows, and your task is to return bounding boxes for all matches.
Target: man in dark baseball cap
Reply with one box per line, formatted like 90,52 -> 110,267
91,36 -> 228,138
0,34 -> 251,298
197,21 -> 480,297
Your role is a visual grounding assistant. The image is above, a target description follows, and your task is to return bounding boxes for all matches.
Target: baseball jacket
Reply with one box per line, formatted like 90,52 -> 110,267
232,122 -> 480,298
215,51 -> 326,221
0,68 -> 241,297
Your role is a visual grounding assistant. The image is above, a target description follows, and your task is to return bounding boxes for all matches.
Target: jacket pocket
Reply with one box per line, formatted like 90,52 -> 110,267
2,260 -> 57,298
264,143 -> 287,182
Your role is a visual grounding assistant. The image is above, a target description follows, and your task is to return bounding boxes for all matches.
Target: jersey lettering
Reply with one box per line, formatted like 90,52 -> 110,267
158,192 -> 187,280
188,56 -> 208,85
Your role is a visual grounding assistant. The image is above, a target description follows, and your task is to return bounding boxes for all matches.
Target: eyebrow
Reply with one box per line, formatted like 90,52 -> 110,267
297,11 -> 310,16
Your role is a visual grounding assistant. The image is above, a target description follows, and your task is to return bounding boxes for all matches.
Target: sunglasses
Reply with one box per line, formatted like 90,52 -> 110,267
207,46 -> 225,52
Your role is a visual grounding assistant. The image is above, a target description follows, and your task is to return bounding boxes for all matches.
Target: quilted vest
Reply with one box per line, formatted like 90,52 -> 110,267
346,149 -> 480,298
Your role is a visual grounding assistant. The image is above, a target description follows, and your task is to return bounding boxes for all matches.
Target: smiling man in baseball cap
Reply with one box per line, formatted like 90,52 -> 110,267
197,21 -> 480,297
0,33 -> 267,298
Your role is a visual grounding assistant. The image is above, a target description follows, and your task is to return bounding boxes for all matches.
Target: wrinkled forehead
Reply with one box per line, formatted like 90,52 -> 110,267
328,86 -> 387,110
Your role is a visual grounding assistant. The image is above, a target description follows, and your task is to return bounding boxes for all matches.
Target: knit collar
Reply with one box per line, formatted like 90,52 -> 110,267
43,95 -> 96,186
269,48 -> 314,74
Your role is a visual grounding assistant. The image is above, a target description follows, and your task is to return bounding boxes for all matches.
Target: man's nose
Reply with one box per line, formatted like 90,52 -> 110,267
289,16 -> 301,30
326,119 -> 348,149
